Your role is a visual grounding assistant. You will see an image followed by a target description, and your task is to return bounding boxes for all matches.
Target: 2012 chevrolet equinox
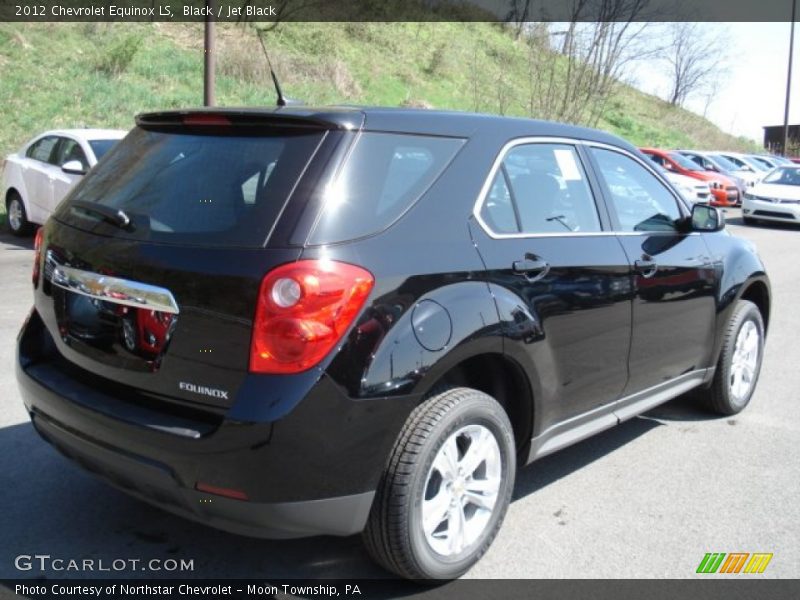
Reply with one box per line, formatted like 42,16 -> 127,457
16,107 -> 770,579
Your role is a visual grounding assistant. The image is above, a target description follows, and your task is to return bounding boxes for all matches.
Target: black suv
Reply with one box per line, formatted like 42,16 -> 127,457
17,107 -> 770,580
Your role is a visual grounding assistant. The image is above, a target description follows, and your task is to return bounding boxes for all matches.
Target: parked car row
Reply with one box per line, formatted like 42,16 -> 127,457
637,147 -> 796,216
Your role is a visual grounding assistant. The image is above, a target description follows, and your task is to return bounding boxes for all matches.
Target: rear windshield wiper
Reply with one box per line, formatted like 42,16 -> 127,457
70,200 -> 132,229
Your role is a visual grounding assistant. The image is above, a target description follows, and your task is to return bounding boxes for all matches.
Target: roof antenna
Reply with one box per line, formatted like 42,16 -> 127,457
256,31 -> 301,107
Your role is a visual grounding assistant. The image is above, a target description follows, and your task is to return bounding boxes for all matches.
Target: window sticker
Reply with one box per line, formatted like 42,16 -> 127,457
554,148 -> 582,181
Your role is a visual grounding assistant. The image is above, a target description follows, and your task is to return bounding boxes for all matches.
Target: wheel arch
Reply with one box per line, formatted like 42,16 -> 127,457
707,273 -> 771,373
416,351 -> 534,459
739,278 -> 771,333
5,186 -> 22,205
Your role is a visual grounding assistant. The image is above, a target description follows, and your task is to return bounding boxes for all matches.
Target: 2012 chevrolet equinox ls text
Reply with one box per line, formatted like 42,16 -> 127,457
16,107 -> 770,580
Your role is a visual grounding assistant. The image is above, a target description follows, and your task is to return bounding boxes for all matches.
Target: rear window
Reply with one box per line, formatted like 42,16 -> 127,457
307,132 -> 464,245
56,126 -> 325,247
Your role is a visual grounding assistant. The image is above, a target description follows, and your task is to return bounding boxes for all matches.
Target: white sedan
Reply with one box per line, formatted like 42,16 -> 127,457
742,165 -> 800,226
2,128 -> 127,235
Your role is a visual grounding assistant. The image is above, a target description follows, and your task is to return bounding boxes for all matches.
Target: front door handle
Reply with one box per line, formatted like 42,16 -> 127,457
513,256 -> 550,281
634,258 -> 658,278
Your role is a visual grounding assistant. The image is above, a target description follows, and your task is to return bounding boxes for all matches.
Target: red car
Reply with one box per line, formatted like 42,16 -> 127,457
640,147 -> 740,206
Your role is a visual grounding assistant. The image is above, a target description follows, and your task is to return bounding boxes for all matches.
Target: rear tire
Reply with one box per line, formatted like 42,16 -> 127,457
363,387 -> 516,580
6,192 -> 32,236
706,300 -> 764,415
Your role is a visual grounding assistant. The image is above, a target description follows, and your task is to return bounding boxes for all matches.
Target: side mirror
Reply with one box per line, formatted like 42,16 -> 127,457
61,160 -> 86,175
691,203 -> 725,232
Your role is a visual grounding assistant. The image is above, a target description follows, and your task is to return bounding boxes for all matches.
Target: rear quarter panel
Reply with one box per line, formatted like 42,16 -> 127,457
298,130 -> 515,402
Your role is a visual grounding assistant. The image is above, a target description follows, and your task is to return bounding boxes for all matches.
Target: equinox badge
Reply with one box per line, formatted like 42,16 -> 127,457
179,381 -> 229,400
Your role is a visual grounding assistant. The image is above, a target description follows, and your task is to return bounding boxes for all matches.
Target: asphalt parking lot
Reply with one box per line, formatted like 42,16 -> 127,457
0,210 -> 797,581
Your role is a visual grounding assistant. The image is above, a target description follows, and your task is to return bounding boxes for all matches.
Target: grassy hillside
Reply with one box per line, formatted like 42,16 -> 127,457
0,21 -> 758,221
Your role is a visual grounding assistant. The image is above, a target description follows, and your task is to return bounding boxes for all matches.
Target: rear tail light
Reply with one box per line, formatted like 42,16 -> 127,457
250,260 -> 374,374
32,227 -> 43,287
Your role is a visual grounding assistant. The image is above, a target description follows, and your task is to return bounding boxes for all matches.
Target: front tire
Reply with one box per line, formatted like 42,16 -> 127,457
706,299 -> 765,415
6,192 -> 32,236
363,387 -> 516,580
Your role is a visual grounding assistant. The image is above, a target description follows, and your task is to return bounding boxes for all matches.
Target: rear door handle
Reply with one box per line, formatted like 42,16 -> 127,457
634,258 -> 658,278
513,257 -> 550,281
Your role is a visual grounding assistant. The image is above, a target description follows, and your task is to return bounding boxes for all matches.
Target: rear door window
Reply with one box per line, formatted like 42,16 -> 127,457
479,143 -> 602,235
307,133 -> 464,245
27,136 -> 60,164
55,127 -> 326,248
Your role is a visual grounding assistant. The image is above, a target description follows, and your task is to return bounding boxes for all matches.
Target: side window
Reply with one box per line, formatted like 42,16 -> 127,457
480,170 -> 518,233
590,148 -> 683,233
55,138 -> 89,169
479,143 -> 601,235
26,137 -> 59,164
308,133 -> 464,245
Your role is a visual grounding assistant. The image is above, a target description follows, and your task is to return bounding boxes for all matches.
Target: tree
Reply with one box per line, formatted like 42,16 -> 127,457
523,0 -> 658,127
663,22 -> 728,107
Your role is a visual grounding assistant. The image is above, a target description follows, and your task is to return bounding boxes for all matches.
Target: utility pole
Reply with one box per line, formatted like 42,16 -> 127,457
203,0 -> 216,107
782,0 -> 796,155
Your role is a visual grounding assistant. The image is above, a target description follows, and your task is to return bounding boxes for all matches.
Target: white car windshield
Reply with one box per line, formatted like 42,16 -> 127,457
762,167 -> 800,186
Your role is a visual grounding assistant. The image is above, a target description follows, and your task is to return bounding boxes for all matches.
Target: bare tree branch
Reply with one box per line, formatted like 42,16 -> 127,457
662,22 -> 729,107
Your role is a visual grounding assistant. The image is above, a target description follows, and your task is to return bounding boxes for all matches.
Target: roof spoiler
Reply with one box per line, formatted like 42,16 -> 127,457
135,109 -> 357,131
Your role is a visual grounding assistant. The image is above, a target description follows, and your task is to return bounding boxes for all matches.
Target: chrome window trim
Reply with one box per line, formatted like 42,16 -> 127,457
472,137 -> 607,240
49,263 -> 180,315
472,136 -> 693,240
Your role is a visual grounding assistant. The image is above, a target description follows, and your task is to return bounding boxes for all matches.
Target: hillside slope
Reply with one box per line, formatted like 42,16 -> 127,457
0,22 -> 756,161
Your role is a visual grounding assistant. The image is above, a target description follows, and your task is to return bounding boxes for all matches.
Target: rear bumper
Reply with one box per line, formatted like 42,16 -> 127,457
27,402 -> 373,539
15,309 -> 413,539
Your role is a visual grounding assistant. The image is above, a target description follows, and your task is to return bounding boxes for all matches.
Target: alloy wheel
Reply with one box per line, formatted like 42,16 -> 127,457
729,320 -> 760,403
421,424 -> 502,557
8,198 -> 23,232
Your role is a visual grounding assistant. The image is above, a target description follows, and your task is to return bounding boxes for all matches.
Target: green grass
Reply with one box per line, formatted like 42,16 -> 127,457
0,22 -> 757,163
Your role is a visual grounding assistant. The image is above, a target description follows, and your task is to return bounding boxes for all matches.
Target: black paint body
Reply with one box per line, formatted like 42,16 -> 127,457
16,107 -> 771,538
